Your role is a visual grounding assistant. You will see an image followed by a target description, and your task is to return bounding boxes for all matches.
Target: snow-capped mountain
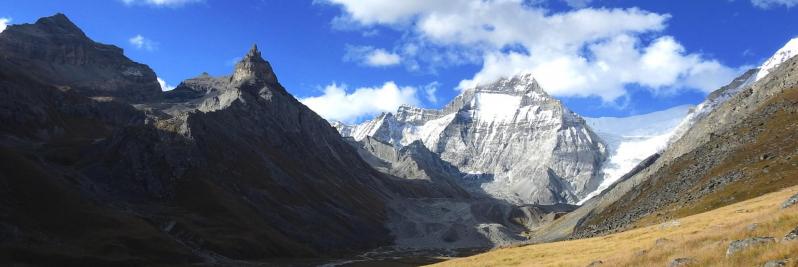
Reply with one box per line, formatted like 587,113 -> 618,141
755,37 -> 798,81
335,74 -> 607,204
578,105 -> 693,204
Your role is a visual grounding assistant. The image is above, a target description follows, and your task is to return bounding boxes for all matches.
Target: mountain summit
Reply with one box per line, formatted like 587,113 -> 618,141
0,13 -> 162,102
231,44 -> 278,86
337,73 -> 607,204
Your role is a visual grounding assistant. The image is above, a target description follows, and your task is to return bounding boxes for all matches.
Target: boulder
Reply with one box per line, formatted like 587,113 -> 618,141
763,259 -> 787,267
726,237 -> 776,257
668,257 -> 696,267
785,226 -> 798,241
586,260 -> 603,266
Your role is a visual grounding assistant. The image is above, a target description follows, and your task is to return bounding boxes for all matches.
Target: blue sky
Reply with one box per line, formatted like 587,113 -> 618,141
0,0 -> 796,122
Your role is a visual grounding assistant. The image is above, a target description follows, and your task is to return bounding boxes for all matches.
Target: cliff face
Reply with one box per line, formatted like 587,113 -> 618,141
0,14 -> 445,265
337,74 -> 608,205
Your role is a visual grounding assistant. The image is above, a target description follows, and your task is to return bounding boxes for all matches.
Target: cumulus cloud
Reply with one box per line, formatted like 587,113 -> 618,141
121,0 -> 203,7
129,34 -> 158,51
300,82 -> 421,122
0,17 -> 10,33
344,45 -> 401,67
423,82 -> 440,103
157,77 -> 175,91
751,0 -> 798,8
321,0 -> 741,102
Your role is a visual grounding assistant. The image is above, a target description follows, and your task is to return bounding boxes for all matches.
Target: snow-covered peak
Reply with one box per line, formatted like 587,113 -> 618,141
469,72 -> 545,95
756,37 -> 798,81
330,120 -> 352,136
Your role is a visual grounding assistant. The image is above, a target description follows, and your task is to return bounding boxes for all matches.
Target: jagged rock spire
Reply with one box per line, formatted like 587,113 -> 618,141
231,44 -> 278,85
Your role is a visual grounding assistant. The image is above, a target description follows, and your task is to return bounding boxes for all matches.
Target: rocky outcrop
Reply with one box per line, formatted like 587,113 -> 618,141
782,193 -> 798,209
785,226 -> 798,241
668,257 -> 697,267
764,259 -> 788,267
337,74 -> 607,205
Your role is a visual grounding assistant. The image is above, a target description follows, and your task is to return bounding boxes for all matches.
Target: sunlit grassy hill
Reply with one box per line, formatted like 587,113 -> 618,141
432,185 -> 798,267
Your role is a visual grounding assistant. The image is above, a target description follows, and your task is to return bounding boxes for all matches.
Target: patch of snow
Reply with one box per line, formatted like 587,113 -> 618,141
473,93 -> 522,123
401,113 -> 457,148
756,37 -> 798,81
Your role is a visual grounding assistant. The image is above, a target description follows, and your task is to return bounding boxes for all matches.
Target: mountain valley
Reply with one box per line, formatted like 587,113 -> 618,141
0,12 -> 797,267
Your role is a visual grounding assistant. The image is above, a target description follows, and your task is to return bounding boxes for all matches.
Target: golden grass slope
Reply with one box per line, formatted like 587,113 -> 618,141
432,185 -> 798,267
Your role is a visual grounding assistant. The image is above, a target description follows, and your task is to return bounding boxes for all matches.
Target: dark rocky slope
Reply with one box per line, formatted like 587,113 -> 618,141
0,14 -> 456,265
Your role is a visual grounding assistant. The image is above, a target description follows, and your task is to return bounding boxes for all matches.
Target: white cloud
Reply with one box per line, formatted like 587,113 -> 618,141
157,77 -> 175,91
344,45 -> 401,67
129,34 -> 158,51
423,82 -> 439,103
300,82 -> 421,122
322,0 -> 741,102
121,0 -> 203,7
0,17 -> 10,33
751,0 -> 798,8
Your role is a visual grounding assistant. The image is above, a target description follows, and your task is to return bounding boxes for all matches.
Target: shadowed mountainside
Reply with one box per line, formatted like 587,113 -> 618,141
0,13 -> 471,265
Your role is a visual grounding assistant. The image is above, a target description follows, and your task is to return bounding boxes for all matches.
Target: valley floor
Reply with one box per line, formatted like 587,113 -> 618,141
431,185 -> 798,267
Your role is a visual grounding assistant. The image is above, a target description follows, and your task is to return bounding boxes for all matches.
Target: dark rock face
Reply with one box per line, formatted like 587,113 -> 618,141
726,237 -> 775,257
0,14 -> 162,102
0,14 -> 446,265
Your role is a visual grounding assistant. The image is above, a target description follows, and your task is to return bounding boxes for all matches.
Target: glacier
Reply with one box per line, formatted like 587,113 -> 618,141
578,105 -> 693,204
